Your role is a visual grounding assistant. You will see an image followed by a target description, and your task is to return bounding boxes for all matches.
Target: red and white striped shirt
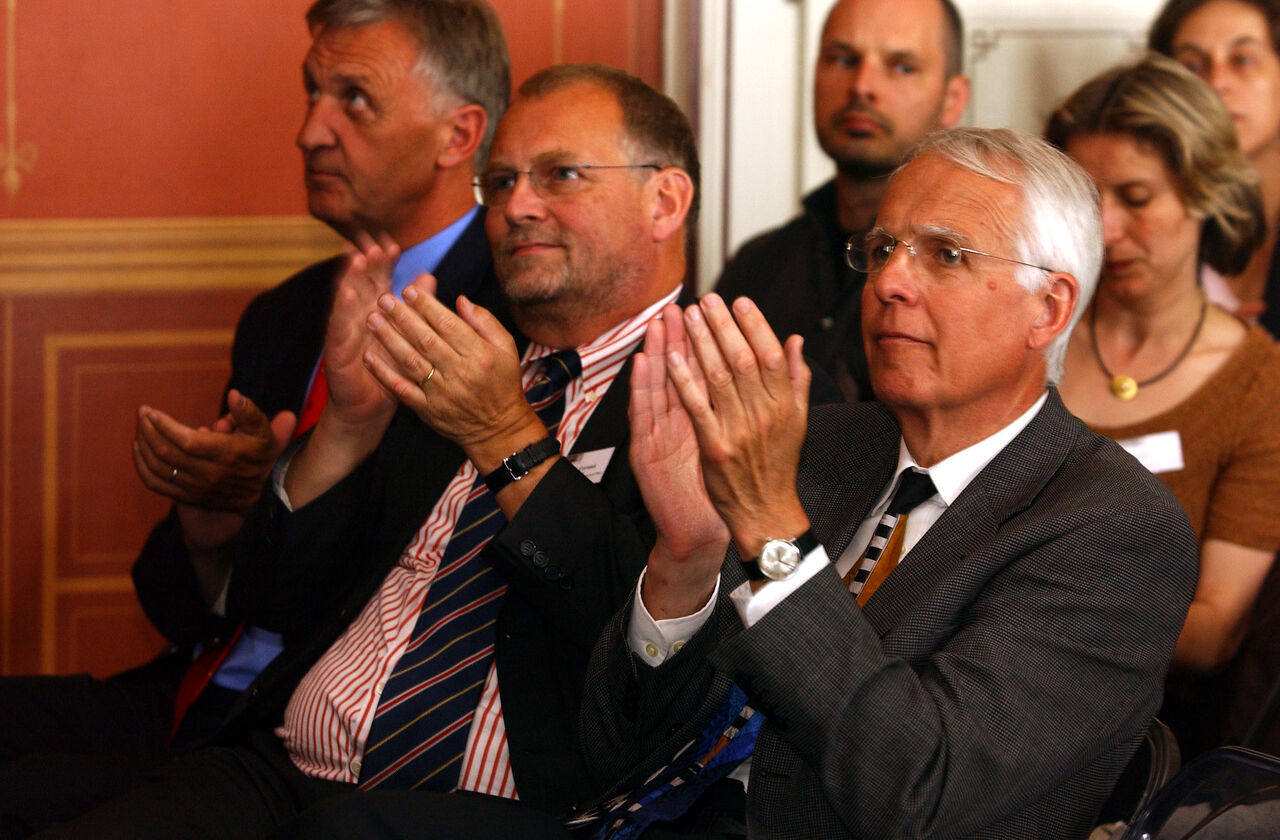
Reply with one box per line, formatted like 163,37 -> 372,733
278,288 -> 679,796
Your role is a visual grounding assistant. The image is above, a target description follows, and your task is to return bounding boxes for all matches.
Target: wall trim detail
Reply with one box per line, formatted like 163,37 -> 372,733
0,215 -> 346,295
2,0 -> 35,201
40,328 -> 235,671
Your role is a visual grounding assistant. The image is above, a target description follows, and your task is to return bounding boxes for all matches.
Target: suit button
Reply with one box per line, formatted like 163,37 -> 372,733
520,539 -> 537,557
532,550 -> 549,568
559,576 -> 573,591
545,565 -> 563,580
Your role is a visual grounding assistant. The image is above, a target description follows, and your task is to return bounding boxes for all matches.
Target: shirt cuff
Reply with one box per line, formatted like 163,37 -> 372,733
627,568 -> 721,667
729,544 -> 830,628
271,439 -> 305,513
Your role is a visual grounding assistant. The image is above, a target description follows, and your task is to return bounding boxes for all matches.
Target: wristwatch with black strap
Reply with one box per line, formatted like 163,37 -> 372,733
483,436 -> 561,494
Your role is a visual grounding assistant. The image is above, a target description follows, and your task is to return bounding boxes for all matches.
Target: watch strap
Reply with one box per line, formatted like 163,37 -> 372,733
792,529 -> 820,557
484,437 -> 561,494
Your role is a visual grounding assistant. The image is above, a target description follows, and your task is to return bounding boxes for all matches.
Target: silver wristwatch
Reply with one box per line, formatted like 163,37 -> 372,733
744,529 -> 819,581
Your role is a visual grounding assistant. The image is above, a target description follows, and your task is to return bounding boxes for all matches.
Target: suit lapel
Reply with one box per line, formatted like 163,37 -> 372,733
798,403 -> 900,562
567,355 -> 634,458
860,391 -> 1082,633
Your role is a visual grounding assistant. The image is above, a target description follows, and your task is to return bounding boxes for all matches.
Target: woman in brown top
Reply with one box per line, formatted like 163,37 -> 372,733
1047,55 -> 1280,755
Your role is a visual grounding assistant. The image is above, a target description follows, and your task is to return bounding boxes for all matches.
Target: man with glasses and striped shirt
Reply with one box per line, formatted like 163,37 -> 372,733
35,64 -> 701,840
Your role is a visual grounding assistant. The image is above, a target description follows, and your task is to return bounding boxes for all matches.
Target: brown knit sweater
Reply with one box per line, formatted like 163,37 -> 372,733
1091,324 -> 1280,552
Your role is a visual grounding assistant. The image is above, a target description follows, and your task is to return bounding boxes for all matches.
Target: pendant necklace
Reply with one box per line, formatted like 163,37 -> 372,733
1090,299 -> 1208,401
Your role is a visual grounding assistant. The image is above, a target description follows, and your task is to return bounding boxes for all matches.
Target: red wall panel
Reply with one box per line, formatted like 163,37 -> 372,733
4,1 -> 663,220
0,0 -> 665,676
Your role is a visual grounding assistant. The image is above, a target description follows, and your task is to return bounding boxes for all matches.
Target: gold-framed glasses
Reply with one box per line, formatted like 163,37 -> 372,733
845,231 -> 1055,281
473,162 -> 662,207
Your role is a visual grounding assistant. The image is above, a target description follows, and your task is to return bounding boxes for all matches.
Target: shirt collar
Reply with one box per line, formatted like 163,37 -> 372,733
390,205 -> 481,296
893,391 -> 1049,506
519,285 -> 683,387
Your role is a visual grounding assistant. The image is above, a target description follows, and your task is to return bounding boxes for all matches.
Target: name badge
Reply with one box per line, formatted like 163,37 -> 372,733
567,447 -> 616,484
1115,430 -> 1184,475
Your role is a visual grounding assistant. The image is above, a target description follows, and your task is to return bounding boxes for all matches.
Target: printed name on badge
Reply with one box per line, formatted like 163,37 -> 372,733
567,447 -> 616,483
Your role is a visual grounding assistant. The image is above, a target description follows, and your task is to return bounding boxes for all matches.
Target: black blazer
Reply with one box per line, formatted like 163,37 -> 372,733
218,291 -> 704,814
582,391 -> 1199,839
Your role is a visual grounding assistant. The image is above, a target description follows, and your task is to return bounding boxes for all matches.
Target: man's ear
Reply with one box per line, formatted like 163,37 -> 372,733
937,74 -> 970,130
1028,271 -> 1079,352
436,103 -> 487,169
648,167 -> 695,244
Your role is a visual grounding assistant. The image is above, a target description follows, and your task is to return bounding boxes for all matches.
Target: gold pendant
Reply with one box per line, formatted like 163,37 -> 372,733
1110,374 -> 1138,400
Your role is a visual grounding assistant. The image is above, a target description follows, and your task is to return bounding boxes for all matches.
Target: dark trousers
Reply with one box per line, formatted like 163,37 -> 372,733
0,655 -> 236,838
271,790 -> 574,840
31,730 -> 576,840
30,730 -> 348,840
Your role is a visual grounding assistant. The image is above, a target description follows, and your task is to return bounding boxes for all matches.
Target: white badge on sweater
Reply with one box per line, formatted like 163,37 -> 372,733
1116,430 -> 1184,475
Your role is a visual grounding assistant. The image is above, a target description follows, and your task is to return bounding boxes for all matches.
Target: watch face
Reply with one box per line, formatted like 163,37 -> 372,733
758,539 -> 801,581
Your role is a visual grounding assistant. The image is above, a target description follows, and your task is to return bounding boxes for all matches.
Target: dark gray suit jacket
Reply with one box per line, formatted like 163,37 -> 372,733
581,391 -> 1198,839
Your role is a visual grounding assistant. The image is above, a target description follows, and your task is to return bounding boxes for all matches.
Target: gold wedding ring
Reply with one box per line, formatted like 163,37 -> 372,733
420,365 -> 436,388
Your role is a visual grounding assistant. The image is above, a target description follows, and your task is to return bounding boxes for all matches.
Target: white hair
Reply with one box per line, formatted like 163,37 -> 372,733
907,127 -> 1103,383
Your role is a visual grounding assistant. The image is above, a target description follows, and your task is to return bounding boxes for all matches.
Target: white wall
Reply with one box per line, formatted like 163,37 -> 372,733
670,0 -> 1167,290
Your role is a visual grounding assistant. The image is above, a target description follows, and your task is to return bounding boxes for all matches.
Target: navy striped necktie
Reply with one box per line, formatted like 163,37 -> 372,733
357,349 -> 582,791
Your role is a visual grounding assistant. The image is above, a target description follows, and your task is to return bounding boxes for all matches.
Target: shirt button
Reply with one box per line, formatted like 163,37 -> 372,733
585,389 -> 599,403
350,758 -> 362,776
645,643 -> 659,658
672,641 -> 685,654
375,680 -> 386,698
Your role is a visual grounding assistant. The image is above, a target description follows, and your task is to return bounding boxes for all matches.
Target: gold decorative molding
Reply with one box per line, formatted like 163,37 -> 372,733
2,0 -> 35,200
0,215 -> 345,295
41,328 -> 234,671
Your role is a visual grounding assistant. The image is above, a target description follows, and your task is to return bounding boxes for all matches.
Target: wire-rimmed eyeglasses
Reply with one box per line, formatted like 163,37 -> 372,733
473,162 -> 662,207
845,231 -> 1056,280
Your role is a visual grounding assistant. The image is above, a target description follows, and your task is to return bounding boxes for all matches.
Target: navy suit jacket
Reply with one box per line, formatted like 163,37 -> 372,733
131,211 -> 500,649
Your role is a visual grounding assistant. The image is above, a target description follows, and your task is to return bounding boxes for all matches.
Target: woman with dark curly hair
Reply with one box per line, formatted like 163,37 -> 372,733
1047,54 -> 1280,757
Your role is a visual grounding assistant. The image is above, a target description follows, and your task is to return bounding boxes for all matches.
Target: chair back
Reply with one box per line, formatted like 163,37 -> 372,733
1096,718 -> 1182,830
1119,746 -> 1280,839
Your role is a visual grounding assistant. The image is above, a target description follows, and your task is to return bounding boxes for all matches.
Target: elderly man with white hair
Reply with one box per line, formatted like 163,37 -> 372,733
578,127 -> 1199,840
